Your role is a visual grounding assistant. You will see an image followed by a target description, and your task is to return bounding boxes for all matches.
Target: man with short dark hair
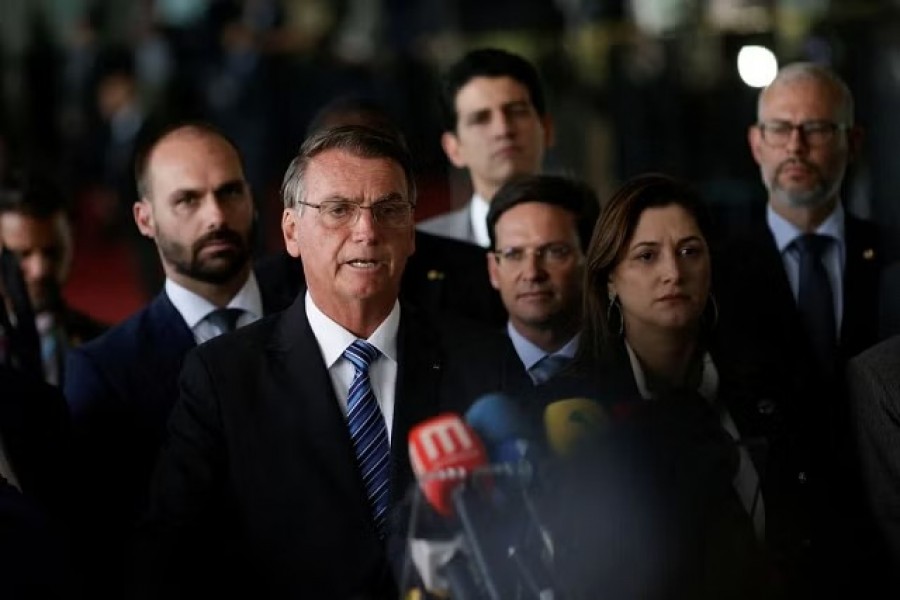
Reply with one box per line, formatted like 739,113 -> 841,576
0,174 -> 106,385
135,126 -> 519,598
486,175 -> 599,384
64,121 -> 279,596
419,48 -> 554,247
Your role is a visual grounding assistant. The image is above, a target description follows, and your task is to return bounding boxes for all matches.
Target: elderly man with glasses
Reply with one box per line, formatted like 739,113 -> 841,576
133,125 -> 521,599
714,62 -> 884,596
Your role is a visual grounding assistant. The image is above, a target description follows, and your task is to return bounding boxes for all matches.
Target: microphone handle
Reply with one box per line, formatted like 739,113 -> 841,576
452,484 -> 503,600
441,552 -> 487,600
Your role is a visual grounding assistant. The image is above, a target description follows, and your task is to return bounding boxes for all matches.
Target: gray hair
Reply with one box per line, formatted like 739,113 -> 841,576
280,125 -> 417,209
758,62 -> 855,125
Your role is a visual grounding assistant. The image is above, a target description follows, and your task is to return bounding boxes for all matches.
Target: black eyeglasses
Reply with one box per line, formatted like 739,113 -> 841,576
297,199 -> 414,229
756,120 -> 849,148
491,242 -> 575,268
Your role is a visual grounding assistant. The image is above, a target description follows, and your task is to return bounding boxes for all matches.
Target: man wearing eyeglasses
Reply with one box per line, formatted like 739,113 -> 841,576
716,62 -> 883,595
486,175 -> 599,385
134,126 -> 519,598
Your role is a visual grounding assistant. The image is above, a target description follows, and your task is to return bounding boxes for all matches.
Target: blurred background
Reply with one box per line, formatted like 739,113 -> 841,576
1,0 -> 898,324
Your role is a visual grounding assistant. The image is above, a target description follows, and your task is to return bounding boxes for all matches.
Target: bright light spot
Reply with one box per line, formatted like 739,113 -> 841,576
737,46 -> 778,88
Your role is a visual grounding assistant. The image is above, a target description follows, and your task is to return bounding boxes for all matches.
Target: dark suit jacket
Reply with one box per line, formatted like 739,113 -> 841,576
255,230 -> 506,326
847,335 -> 900,583
133,297 -> 521,599
0,365 -> 74,597
63,285 -> 277,595
529,346 -> 776,599
714,210 -> 883,594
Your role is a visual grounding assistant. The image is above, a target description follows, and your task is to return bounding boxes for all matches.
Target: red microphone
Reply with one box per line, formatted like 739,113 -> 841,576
408,413 -> 489,517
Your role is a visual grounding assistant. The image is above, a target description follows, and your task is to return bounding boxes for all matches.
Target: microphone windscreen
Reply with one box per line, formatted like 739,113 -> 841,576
408,414 -> 488,517
544,398 -> 609,457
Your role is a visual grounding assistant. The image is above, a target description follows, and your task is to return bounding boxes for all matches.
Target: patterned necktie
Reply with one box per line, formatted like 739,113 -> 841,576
343,340 -> 390,537
795,234 -> 837,371
529,353 -> 572,385
206,307 -> 244,334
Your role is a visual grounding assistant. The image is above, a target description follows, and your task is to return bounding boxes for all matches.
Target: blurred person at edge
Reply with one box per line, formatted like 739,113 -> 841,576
537,174 -> 778,599
0,173 -> 107,386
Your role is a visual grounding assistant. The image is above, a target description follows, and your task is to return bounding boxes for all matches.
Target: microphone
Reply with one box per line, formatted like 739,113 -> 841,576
464,392 -> 543,466
406,413 -> 501,599
543,398 -> 610,457
464,393 -> 564,598
408,412 -> 490,517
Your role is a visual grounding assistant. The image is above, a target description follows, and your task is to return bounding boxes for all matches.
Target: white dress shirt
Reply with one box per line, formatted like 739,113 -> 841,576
305,292 -> 399,442
469,193 -> 491,248
165,271 -> 264,344
767,202 -> 846,332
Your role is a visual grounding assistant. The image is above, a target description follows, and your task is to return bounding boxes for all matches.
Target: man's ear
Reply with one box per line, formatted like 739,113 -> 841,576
748,125 -> 764,165
282,208 -> 302,258
441,131 -> 467,169
133,200 -> 155,238
541,114 -> 556,149
486,252 -> 501,291
847,125 -> 865,163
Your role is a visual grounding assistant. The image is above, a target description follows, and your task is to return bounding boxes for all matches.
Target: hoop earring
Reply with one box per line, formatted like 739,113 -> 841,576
703,292 -> 719,330
607,294 -> 625,336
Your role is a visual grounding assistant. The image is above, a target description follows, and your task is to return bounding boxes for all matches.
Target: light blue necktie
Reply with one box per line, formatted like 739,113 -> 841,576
529,354 -> 572,385
343,340 -> 390,537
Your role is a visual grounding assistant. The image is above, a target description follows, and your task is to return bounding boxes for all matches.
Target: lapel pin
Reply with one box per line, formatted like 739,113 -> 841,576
863,248 -> 875,261
427,270 -> 445,281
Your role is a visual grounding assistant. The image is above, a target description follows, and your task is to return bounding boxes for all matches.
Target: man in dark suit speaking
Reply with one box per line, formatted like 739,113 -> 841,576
134,126 -> 518,598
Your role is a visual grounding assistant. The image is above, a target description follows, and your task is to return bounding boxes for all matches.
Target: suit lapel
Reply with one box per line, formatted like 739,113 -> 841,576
267,296 -> 372,513
391,307 -> 443,503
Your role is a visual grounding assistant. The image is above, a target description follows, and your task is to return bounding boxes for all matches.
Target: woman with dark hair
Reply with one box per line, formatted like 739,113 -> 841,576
543,173 -> 779,599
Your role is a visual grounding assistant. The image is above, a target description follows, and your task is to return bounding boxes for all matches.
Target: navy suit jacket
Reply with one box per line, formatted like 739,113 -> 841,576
132,297 -> 521,599
714,210 -> 882,594
63,285 -> 277,594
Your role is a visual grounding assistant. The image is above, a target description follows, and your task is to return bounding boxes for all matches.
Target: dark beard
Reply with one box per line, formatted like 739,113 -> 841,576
159,228 -> 251,285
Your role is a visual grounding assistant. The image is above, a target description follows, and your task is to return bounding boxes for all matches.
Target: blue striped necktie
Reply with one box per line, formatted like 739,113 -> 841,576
343,340 -> 390,537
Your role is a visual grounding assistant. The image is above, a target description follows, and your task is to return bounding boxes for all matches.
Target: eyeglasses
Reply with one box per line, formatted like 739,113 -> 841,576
491,242 -> 575,268
297,199 -> 414,229
756,120 -> 849,148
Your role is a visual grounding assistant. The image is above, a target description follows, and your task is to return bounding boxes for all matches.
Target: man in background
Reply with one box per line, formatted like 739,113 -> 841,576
486,174 -> 599,384
418,48 -> 554,248
0,173 -> 106,385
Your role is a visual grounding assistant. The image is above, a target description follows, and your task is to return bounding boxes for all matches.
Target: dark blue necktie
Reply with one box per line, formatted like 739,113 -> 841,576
795,234 -> 837,371
529,353 -> 572,385
343,340 -> 390,537
206,307 -> 244,334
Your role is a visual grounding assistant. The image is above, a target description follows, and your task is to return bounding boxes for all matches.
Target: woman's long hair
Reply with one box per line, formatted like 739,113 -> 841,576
575,173 -> 717,371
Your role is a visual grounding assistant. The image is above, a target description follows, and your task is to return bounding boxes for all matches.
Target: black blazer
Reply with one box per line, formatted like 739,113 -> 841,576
714,211 -> 883,594
63,284 -> 279,596
133,297 -> 520,599
0,365 -> 74,598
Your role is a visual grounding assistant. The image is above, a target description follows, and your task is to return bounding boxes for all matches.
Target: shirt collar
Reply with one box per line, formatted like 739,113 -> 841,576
305,292 -> 401,368
766,201 -> 846,254
506,322 -> 579,371
165,271 -> 263,329
624,340 -> 719,402
469,193 -> 491,248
